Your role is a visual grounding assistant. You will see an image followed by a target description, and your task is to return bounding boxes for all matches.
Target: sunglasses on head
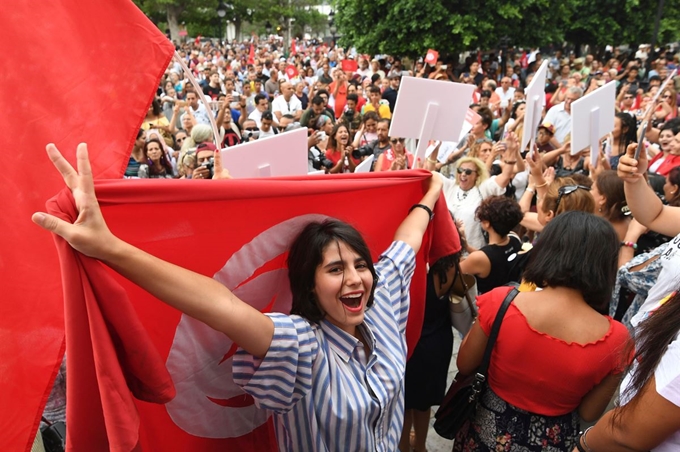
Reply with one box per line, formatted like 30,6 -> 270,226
390,138 -> 405,143
554,185 -> 590,212
457,168 -> 477,176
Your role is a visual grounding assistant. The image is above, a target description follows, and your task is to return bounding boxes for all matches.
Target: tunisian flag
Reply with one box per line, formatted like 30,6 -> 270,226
0,1 -> 174,450
45,171 -> 458,450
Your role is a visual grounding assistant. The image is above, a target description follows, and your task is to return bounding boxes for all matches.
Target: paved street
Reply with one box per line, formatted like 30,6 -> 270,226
422,333 -> 460,452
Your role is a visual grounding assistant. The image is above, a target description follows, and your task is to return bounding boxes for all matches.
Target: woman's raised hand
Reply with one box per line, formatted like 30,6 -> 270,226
618,142 -> 648,184
32,143 -> 117,260
212,149 -> 233,180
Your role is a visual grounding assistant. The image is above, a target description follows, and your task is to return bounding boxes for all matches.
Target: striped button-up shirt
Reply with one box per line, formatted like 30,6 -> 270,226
233,241 -> 415,451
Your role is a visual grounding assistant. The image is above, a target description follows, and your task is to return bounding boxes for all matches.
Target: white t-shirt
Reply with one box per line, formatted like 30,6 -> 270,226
631,233 -> 680,328
622,232 -> 680,451
621,332 -> 680,452
248,109 -> 264,128
437,172 -> 505,249
543,103 -> 572,144
271,95 -> 303,121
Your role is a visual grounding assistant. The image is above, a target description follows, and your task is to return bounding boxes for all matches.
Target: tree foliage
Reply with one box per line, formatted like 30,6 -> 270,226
333,0 -> 571,57
333,0 -> 680,57
133,0 -> 326,43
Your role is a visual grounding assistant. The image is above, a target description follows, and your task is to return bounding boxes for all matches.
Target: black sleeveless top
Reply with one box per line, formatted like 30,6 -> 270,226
475,235 -> 522,294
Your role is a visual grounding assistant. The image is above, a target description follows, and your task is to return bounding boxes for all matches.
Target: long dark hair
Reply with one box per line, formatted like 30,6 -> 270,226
615,112 -> 637,156
615,291 -> 680,423
595,170 -> 628,223
327,123 -> 349,153
143,138 -> 173,176
667,166 -> 680,207
288,220 -> 378,322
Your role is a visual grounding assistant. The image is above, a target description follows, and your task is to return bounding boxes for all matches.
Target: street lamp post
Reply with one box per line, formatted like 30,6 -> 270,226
265,21 -> 272,36
328,10 -> 336,46
216,3 -> 227,42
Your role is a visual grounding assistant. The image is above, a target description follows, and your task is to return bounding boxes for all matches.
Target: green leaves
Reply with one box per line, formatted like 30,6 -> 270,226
333,0 -> 680,57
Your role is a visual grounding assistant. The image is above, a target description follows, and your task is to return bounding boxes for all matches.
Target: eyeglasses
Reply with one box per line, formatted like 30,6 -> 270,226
624,95 -> 634,100
390,138 -> 405,143
662,94 -> 672,99
554,185 -> 590,212
457,168 -> 478,176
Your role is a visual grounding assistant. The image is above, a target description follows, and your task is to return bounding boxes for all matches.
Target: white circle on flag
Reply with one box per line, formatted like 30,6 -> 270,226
165,214 -> 331,438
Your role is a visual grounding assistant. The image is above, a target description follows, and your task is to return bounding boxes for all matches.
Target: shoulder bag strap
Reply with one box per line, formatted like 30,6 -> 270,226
477,287 -> 518,377
453,258 -> 477,318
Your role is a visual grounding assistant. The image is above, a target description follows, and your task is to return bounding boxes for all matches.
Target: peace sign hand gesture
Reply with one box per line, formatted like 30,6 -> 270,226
32,143 -> 118,260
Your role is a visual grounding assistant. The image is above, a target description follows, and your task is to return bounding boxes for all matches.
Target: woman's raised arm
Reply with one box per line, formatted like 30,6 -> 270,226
33,143 -> 274,358
392,173 -> 442,254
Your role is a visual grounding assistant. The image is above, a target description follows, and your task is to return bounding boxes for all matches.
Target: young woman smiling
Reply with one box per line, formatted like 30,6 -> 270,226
32,143 -> 443,452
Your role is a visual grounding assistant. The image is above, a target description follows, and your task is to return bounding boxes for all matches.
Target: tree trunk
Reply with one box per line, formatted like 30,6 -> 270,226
166,4 -> 182,45
234,18 -> 242,42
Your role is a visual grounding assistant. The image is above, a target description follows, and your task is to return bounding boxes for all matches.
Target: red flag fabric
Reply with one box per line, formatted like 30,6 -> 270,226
0,2 -> 174,451
425,49 -> 439,65
248,44 -> 256,65
341,59 -> 359,73
290,38 -> 297,56
45,170 -> 456,450
520,50 -> 528,68
285,64 -> 299,79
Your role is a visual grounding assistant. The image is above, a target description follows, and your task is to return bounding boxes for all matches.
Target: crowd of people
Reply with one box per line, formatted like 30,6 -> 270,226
37,35 -> 680,452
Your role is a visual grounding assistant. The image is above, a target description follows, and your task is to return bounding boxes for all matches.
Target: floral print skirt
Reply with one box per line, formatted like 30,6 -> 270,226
452,387 -> 579,452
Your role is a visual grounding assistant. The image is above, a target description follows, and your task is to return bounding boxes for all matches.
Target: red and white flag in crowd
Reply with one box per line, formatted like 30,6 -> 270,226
290,37 -> 297,56
285,64 -> 299,79
0,1 -> 174,450
341,59 -> 359,73
425,49 -> 439,65
248,44 -> 256,64
47,172 -> 458,450
0,1 -> 462,450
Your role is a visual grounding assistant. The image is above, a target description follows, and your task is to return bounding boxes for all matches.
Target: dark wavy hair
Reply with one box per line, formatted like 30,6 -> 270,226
615,290 -> 680,425
475,196 -> 523,236
143,138 -> 173,176
523,211 -> 619,312
667,166 -> 680,207
288,220 -> 378,322
614,112 -> 637,156
595,170 -> 628,223
327,123 -> 349,152
150,97 -> 163,117
510,101 -> 526,120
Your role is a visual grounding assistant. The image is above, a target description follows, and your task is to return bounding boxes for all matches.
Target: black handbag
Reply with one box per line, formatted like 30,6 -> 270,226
40,416 -> 66,452
433,287 -> 518,440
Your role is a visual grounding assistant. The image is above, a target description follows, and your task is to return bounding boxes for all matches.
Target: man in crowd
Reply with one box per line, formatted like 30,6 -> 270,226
350,118 -> 392,161
382,74 -> 400,112
203,71 -> 223,100
543,86 -> 583,145
259,111 -> 278,138
300,95 -> 334,128
247,94 -> 269,128
272,81 -> 303,123
182,90 -> 212,125
265,69 -> 279,97
495,77 -> 515,114
362,85 -> 391,119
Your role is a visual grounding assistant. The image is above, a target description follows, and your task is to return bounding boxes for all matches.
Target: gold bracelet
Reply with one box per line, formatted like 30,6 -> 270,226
535,181 -> 549,188
426,157 -> 437,164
